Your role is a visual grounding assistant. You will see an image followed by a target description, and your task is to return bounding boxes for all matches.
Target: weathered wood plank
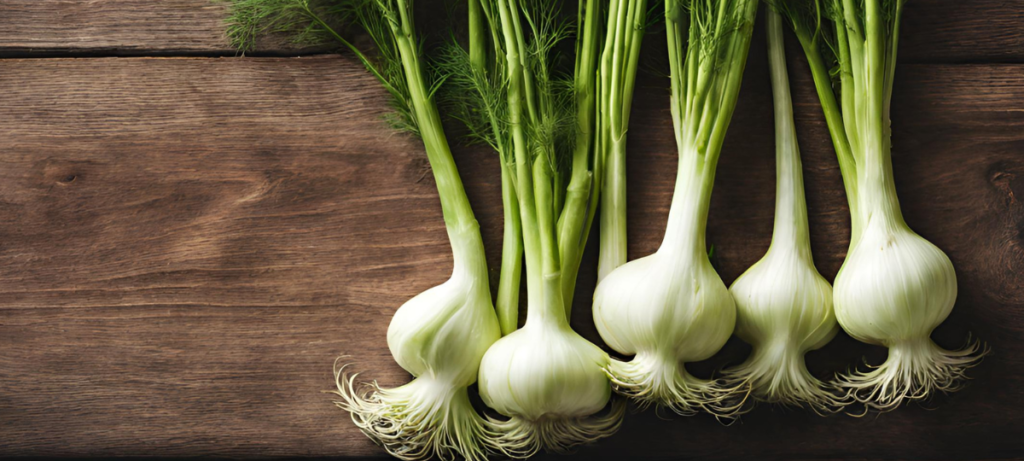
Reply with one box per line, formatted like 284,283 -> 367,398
0,52 -> 1021,459
0,55 -> 506,312
0,306 -> 394,457
0,0 -> 1023,63
0,1 -> 234,55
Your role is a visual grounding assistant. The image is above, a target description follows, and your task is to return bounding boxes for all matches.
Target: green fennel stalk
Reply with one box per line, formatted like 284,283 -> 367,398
452,0 -> 602,327
224,1 -> 501,459
774,0 -> 986,413
472,0 -> 625,455
592,0 -> 758,418
722,6 -> 844,414
596,0 -> 648,282
446,0 -> 524,335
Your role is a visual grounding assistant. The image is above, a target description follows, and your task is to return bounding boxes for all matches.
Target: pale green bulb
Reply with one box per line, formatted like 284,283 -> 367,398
833,217 -> 985,412
593,249 -> 742,417
335,225 -> 500,461
727,245 -> 842,412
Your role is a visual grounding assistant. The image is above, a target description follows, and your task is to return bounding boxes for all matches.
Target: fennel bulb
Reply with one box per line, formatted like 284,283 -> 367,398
473,0 -> 623,455
722,8 -> 843,413
832,199 -> 981,411
224,1 -> 501,459
593,0 -> 759,418
479,279 -> 621,457
775,0 -> 986,412
337,224 -> 500,461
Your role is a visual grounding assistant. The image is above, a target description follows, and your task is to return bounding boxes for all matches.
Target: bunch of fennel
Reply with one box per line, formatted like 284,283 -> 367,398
225,1 -> 501,460
593,0 -> 759,418
464,0 -> 625,455
774,0 -> 986,412
722,7 -> 844,414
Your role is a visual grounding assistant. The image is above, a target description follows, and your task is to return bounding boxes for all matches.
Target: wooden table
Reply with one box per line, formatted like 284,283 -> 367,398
1,1 -> 1021,459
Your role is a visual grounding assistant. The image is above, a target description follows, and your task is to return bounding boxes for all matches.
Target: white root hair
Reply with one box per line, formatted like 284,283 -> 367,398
836,336 -> 988,415
483,399 -> 626,459
605,355 -> 751,422
721,348 -> 849,416
332,360 -> 495,461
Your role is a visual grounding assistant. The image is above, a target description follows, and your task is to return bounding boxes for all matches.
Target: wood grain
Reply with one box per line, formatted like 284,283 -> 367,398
0,0 -> 1023,63
0,33 -> 1022,458
0,1 -> 234,55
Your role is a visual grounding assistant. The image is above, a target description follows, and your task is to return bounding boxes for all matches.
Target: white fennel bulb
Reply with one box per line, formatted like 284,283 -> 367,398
386,228 -> 499,386
323,0 -> 501,458
728,249 -> 839,407
479,279 -> 621,457
834,221 -> 956,348
479,320 -> 612,421
592,0 -> 759,418
594,233 -> 740,416
721,8 -> 844,413
832,211 -> 982,411
475,0 -> 623,455
336,225 -> 501,461
775,0 -> 986,412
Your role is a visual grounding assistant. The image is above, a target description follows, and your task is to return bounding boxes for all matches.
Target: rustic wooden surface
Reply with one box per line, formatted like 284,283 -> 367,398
0,2 -> 1021,460
3,0 -> 1024,62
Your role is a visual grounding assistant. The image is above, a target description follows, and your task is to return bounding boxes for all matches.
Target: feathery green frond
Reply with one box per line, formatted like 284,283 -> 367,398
224,0 -> 347,51
435,41 -> 511,159
223,0 -> 431,135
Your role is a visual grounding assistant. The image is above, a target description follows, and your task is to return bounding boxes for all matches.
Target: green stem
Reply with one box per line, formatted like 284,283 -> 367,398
864,0 -> 886,158
596,0 -> 646,283
881,0 -> 905,193
507,0 -> 539,126
617,0 -> 645,134
793,26 -> 862,243
558,0 -> 601,313
530,145 -> 567,327
660,0 -> 757,260
703,0 -> 758,163
833,14 -> 861,164
469,0 -> 487,72
384,1 -> 481,264
557,174 -> 592,311
535,156 -> 560,278
766,8 -> 812,259
469,0 -> 521,333
553,170 -> 566,222
666,0 -> 686,152
883,1 -> 905,132
854,0 -> 905,233
496,0 -> 544,316
597,136 -> 627,281
496,149 -> 524,336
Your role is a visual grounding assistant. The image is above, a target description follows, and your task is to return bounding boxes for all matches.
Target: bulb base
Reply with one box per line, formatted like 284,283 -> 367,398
483,399 -> 625,458
723,342 -> 848,415
836,336 -> 988,414
332,360 -> 492,461
605,354 -> 750,420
